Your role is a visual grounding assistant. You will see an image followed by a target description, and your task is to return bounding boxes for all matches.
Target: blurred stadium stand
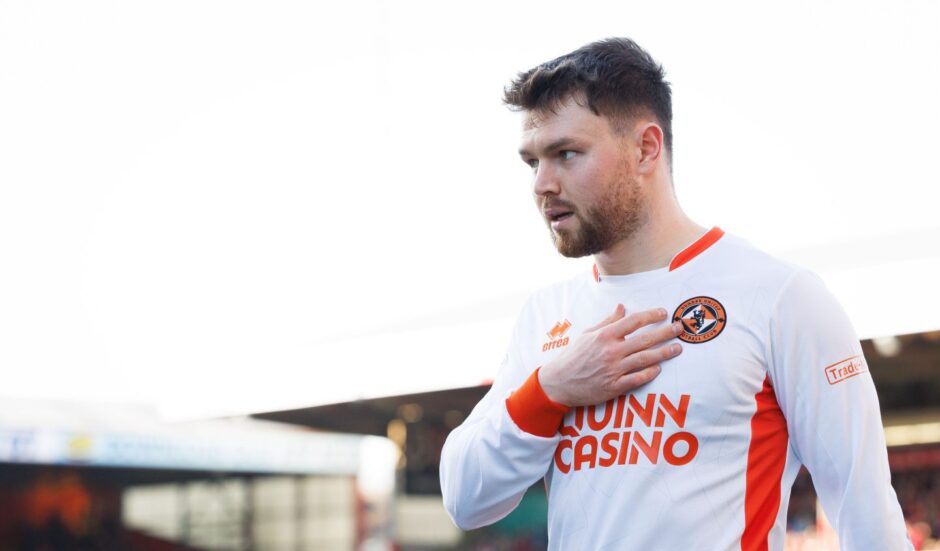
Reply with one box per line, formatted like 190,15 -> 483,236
0,401 -> 394,550
1,331 -> 936,550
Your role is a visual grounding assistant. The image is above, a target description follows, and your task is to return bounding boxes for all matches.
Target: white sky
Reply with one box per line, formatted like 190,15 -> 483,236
1,0 -> 938,419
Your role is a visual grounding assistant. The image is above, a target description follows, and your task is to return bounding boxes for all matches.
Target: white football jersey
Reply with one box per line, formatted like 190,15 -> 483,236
440,228 -> 911,551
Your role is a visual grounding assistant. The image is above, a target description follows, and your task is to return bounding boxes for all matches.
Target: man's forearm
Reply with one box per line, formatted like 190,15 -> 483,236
440,381 -> 562,530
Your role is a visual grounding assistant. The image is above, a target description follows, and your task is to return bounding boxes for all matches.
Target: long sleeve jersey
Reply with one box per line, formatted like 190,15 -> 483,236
440,228 -> 911,551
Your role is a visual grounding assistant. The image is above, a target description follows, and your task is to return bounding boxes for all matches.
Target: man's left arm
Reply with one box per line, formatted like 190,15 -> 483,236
768,270 -> 911,550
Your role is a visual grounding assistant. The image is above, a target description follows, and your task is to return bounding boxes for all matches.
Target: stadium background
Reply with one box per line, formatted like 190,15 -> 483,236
1,0 -> 938,549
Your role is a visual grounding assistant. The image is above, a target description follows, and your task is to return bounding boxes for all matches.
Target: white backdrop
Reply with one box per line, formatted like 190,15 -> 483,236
1,0 -> 938,419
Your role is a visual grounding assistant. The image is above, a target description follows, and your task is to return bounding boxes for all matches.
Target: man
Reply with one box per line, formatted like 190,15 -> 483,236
439,38 -> 911,550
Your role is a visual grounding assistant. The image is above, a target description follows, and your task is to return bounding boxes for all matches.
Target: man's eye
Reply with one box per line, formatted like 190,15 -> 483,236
560,150 -> 576,160
526,158 -> 539,170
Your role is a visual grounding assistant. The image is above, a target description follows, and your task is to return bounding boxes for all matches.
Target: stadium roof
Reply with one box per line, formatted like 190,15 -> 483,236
0,397 -> 369,475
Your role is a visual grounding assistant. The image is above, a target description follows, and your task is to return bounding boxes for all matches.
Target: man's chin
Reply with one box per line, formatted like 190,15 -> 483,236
551,225 -> 610,258
556,247 -> 592,259
552,235 -> 594,258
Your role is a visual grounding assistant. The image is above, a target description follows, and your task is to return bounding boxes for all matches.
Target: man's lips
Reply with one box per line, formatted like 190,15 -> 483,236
543,207 -> 574,223
544,207 -> 575,230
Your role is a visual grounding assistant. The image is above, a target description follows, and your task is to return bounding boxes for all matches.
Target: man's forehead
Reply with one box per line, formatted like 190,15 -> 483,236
518,103 -> 611,153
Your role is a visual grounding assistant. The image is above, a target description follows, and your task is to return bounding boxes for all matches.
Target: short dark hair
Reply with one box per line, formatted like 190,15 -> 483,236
503,37 -> 673,158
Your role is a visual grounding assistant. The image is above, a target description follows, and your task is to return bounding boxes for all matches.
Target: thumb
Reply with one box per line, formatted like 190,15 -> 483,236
588,303 -> 625,331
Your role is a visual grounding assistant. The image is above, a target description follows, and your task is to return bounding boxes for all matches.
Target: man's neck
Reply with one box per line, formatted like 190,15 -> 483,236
593,210 -> 707,276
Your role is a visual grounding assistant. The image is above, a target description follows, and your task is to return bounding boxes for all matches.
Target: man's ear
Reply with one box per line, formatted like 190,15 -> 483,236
635,122 -> 664,175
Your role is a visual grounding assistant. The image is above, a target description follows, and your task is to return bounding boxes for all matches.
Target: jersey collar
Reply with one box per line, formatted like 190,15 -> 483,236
592,226 -> 725,283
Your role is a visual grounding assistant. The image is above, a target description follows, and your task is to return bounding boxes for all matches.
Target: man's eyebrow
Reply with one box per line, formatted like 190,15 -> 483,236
518,137 -> 580,158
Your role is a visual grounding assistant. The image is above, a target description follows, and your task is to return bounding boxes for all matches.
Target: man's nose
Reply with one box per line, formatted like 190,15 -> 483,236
533,163 -> 561,197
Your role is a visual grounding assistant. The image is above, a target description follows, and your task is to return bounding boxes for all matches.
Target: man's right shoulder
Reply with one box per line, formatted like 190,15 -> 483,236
497,273 -> 589,388
507,271 -> 592,358
518,270 -> 592,321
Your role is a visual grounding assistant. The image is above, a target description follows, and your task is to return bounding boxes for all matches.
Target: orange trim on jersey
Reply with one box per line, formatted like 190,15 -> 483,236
591,227 -> 724,281
741,375 -> 789,551
668,227 -> 725,272
505,368 -> 570,438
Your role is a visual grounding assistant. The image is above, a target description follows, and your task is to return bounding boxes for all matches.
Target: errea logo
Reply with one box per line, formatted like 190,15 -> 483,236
543,320 -> 572,352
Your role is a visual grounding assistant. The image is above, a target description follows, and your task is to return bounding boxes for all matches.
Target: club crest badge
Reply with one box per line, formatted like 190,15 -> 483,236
673,297 -> 727,344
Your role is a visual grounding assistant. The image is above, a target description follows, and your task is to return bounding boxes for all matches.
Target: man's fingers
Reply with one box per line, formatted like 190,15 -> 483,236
613,364 -> 661,394
619,321 -> 683,354
605,307 -> 669,338
588,303 -> 626,331
617,342 -> 683,374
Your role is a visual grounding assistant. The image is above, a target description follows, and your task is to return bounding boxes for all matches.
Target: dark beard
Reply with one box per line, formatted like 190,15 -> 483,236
550,177 -> 645,258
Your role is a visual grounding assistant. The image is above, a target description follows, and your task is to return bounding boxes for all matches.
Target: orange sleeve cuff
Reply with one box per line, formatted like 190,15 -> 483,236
505,368 -> 570,437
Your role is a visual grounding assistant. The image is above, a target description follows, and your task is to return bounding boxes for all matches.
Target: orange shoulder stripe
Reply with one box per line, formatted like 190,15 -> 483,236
669,227 -> 725,272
